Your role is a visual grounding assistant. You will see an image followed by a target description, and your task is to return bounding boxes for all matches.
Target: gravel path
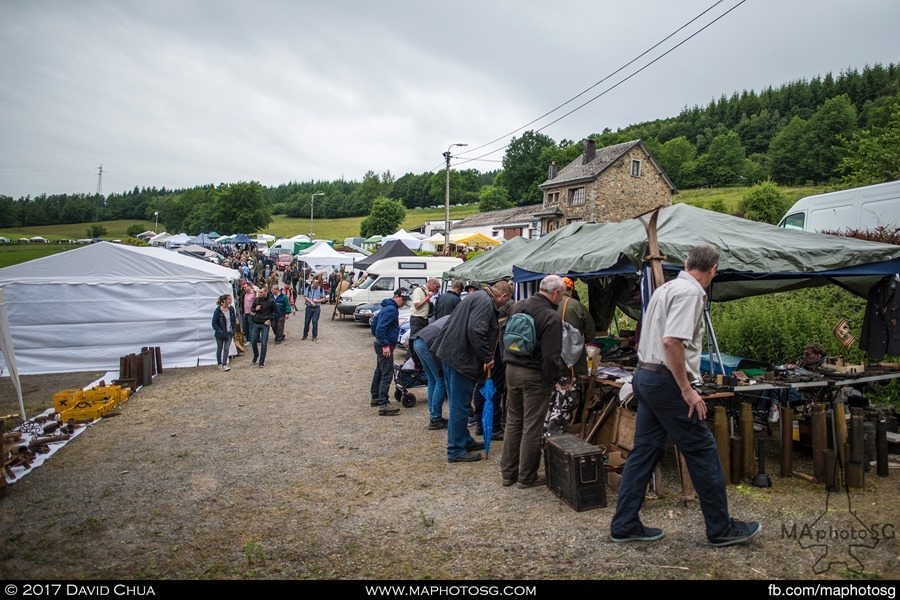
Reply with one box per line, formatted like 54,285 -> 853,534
1,309 -> 898,581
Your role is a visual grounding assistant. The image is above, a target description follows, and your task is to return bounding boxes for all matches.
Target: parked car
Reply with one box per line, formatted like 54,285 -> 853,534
269,248 -> 293,271
356,304 -> 410,347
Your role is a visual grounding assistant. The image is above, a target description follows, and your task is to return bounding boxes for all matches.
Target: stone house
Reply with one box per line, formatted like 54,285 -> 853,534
536,139 -> 677,234
449,205 -> 543,241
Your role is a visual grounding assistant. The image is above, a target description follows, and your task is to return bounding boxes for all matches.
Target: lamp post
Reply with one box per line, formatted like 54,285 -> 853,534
310,192 -> 325,239
443,143 -> 467,254
154,211 -> 159,232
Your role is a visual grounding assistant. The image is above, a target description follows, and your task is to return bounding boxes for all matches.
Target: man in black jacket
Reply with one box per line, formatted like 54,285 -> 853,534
250,284 -> 278,368
433,279 -> 464,320
500,275 -> 564,488
434,281 -> 513,463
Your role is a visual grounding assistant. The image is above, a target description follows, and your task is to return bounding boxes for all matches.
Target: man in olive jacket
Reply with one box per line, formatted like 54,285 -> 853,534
434,281 -> 513,463
500,274 -> 564,488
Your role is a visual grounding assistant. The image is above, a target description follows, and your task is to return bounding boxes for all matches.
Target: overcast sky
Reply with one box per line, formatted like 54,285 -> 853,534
0,0 -> 897,200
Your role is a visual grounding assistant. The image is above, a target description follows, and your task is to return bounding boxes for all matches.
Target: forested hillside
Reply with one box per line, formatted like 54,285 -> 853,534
1,63 -> 896,234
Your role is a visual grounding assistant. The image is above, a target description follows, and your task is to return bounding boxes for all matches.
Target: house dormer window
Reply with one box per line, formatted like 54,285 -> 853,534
631,160 -> 641,177
568,187 -> 585,206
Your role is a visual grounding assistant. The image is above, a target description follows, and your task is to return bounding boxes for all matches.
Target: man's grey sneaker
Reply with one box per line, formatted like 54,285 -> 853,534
378,406 -> 400,416
708,520 -> 761,547
428,419 -> 448,430
610,525 -> 665,543
448,451 -> 482,463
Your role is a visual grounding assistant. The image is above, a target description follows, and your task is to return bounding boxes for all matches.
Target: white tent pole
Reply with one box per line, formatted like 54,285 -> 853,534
0,288 -> 26,420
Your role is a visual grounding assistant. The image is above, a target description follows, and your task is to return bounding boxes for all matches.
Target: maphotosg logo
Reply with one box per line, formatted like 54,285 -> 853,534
781,489 -> 895,574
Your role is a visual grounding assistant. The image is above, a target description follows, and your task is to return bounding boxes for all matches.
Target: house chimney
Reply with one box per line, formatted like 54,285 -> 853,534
582,139 -> 596,165
548,160 -> 557,180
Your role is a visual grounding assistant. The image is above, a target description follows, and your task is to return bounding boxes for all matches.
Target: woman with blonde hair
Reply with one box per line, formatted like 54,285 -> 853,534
212,293 -> 236,371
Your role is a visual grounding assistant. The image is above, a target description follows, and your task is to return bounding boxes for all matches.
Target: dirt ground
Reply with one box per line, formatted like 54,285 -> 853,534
1,309 -> 898,582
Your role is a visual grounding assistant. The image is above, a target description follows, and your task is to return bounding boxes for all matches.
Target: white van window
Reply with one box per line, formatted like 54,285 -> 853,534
782,212 -> 805,231
358,277 -> 375,289
400,277 -> 427,289
397,261 -> 428,270
370,277 -> 395,291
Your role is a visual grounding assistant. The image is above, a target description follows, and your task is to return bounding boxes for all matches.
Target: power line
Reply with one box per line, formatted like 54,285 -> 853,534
441,0 -> 749,171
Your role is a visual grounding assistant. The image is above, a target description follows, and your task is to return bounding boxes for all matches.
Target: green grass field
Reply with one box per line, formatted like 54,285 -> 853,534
0,186 -> 820,268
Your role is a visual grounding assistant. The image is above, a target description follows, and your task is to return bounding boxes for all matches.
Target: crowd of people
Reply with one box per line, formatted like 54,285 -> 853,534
210,240 -> 762,548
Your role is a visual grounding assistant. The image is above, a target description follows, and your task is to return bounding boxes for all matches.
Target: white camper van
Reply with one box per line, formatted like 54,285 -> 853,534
778,180 -> 900,233
337,256 -> 463,315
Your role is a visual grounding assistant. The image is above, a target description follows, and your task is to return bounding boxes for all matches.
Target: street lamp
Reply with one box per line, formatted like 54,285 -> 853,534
154,211 -> 159,232
443,143 -> 467,254
310,192 -> 325,239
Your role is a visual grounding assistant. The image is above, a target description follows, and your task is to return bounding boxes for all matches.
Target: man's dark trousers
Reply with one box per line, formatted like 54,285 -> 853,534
370,341 -> 394,406
499,364 -> 553,484
610,367 -> 730,539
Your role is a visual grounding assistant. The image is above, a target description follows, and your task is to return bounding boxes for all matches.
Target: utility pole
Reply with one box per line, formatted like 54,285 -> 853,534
93,164 -> 104,222
443,144 -> 467,254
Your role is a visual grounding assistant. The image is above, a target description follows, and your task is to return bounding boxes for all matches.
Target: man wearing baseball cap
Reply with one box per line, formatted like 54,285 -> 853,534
370,288 -> 410,416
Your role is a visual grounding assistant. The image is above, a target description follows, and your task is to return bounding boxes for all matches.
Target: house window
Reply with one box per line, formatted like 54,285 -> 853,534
546,191 -> 560,205
566,217 -> 583,224
568,187 -> 585,206
631,160 -> 641,177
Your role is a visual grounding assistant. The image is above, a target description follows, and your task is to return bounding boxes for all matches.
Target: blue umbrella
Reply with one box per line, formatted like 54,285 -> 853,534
480,369 -> 496,459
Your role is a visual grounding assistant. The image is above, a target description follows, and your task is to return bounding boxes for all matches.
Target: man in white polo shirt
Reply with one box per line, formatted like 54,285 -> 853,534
610,244 -> 761,547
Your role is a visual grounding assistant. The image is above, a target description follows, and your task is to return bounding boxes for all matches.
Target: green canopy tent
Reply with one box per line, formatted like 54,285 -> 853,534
486,203 -> 900,347
511,203 -> 900,300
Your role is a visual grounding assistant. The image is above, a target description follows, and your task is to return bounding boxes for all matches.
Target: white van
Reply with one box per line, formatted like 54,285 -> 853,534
337,256 -> 463,315
778,180 -> 900,233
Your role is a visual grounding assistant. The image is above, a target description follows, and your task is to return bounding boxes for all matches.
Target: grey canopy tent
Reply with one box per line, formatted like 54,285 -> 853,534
353,239 -> 417,271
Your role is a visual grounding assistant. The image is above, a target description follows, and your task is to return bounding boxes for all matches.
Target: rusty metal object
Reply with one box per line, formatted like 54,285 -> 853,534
739,403 -> 754,481
811,403 -> 827,482
833,401 -> 848,471
781,406 -> 794,477
28,434 -> 70,447
823,449 -> 841,492
792,470 -> 817,483
714,406 -> 730,484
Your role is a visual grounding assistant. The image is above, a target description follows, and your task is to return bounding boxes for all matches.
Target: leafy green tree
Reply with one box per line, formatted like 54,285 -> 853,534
360,196 -> 406,238
126,224 -> 146,237
391,172 -> 433,209
706,198 -> 729,214
739,180 -> 788,224
701,132 -> 746,186
86,224 -> 107,238
841,99 -> 900,186
478,185 -> 513,212
209,181 -> 271,234
652,136 -> 697,187
502,131 -> 556,206
768,116 -> 808,184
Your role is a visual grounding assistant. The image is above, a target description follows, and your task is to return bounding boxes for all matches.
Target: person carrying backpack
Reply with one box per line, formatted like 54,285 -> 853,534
499,274 -> 564,488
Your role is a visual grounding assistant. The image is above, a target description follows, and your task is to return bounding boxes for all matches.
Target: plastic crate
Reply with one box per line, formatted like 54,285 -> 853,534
54,389 -> 85,413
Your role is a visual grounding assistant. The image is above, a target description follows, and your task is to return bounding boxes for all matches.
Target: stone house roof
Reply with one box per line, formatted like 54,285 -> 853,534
539,139 -> 676,192
452,205 -> 542,228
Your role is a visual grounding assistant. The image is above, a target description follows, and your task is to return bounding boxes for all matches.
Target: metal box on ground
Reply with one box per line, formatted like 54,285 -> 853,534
544,433 -> 607,511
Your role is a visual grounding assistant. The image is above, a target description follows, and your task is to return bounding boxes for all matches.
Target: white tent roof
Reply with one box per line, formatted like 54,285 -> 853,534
149,232 -> 171,245
0,242 -> 238,284
288,234 -> 311,242
164,232 -> 192,248
297,241 -> 364,270
0,243 -> 238,375
382,229 -> 422,250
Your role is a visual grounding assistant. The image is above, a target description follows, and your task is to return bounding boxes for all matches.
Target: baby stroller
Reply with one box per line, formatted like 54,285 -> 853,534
392,357 -> 428,408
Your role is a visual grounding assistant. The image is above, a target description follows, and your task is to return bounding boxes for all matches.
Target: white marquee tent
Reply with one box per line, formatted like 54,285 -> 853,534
381,228 -> 423,250
297,241 -> 365,271
0,242 -> 239,375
